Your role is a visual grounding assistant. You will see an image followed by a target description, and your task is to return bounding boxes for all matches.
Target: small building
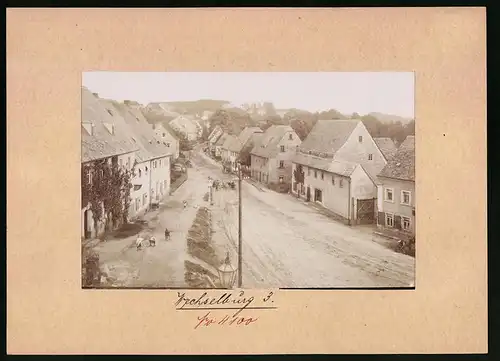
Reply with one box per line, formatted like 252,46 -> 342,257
220,134 -> 240,171
169,115 -> 199,141
152,122 -> 180,160
207,125 -> 224,153
214,133 -> 229,158
376,135 -> 415,238
250,125 -> 301,192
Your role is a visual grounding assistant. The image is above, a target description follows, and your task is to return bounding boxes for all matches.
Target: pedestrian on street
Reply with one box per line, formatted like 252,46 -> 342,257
136,236 -> 144,251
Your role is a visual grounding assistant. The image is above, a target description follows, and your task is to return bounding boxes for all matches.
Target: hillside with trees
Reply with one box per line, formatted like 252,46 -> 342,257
163,99 -> 230,113
208,109 -> 258,135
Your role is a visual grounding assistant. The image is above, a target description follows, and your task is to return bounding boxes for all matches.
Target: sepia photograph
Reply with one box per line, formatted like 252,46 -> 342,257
81,72 -> 416,289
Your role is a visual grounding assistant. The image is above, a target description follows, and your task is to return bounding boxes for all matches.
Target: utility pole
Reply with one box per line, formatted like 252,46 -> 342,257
237,163 -> 243,288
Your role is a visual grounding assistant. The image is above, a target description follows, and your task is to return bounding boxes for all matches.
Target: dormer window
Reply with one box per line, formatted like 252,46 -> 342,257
103,123 -> 114,135
82,122 -> 94,136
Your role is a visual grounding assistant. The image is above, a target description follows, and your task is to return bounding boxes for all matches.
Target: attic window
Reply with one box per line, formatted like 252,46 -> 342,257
82,122 -> 94,136
103,123 -> 114,135
358,136 -> 363,143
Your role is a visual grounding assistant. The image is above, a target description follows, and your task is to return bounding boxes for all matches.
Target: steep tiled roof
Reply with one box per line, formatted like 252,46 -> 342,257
235,127 -> 263,152
208,125 -> 223,143
103,100 -> 172,163
374,137 -> 398,161
378,136 -> 415,181
215,133 -> 229,146
81,87 -> 138,163
222,134 -> 240,151
299,119 -> 359,156
292,152 -> 358,177
250,125 -> 294,158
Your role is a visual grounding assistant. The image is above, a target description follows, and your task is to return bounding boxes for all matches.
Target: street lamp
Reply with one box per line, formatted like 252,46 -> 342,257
218,252 -> 237,289
236,161 -> 243,288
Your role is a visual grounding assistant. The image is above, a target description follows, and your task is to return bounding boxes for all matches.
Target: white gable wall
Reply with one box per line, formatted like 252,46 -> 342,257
334,122 -> 387,182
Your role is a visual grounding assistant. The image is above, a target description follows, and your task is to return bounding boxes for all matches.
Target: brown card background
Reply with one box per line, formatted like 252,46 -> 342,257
7,8 -> 487,354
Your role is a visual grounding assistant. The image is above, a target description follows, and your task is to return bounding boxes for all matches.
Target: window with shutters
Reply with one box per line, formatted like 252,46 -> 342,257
280,145 -> 285,152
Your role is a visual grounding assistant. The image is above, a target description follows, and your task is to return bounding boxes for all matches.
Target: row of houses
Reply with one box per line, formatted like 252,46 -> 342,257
81,87 -> 180,239
208,120 -> 415,238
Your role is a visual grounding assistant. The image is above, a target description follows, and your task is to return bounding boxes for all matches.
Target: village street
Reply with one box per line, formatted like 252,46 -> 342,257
93,149 -> 414,288
196,151 -> 415,288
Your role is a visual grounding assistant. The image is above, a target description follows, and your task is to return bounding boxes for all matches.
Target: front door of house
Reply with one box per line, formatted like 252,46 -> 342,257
314,188 -> 322,203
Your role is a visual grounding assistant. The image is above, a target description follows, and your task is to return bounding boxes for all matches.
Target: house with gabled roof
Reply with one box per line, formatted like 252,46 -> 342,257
250,125 -> 301,191
207,125 -> 224,153
152,122 -> 180,160
291,119 -> 388,224
220,134 -> 240,171
169,115 -> 199,141
109,101 -> 173,216
81,87 -> 139,239
214,132 -> 229,158
221,127 -> 263,172
376,135 -> 415,238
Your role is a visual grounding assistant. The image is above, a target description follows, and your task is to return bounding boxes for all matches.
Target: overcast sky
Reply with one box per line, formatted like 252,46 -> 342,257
82,72 -> 414,118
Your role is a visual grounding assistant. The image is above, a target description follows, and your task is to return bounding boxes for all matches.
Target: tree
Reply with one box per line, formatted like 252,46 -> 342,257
293,164 -> 305,197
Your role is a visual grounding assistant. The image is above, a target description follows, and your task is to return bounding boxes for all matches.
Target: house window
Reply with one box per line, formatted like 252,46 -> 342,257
280,145 -> 285,152
384,188 -> 394,202
307,167 -> 311,176
145,166 -> 148,174
288,134 -> 293,140
87,172 -> 92,185
167,143 -> 170,147
138,169 -> 142,178
162,132 -> 166,137
135,198 -> 140,211
368,154 -> 373,160
314,170 -> 318,178
402,216 -> 411,231
279,176 -> 284,183
279,160 -> 284,169
358,136 -> 363,142
339,179 -> 344,188
332,176 -> 335,185
385,213 -> 394,227
321,172 -> 324,180
401,190 -> 411,205
143,193 -> 147,205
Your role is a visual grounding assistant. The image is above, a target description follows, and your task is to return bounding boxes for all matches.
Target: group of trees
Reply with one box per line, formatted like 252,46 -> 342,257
81,158 -> 134,232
